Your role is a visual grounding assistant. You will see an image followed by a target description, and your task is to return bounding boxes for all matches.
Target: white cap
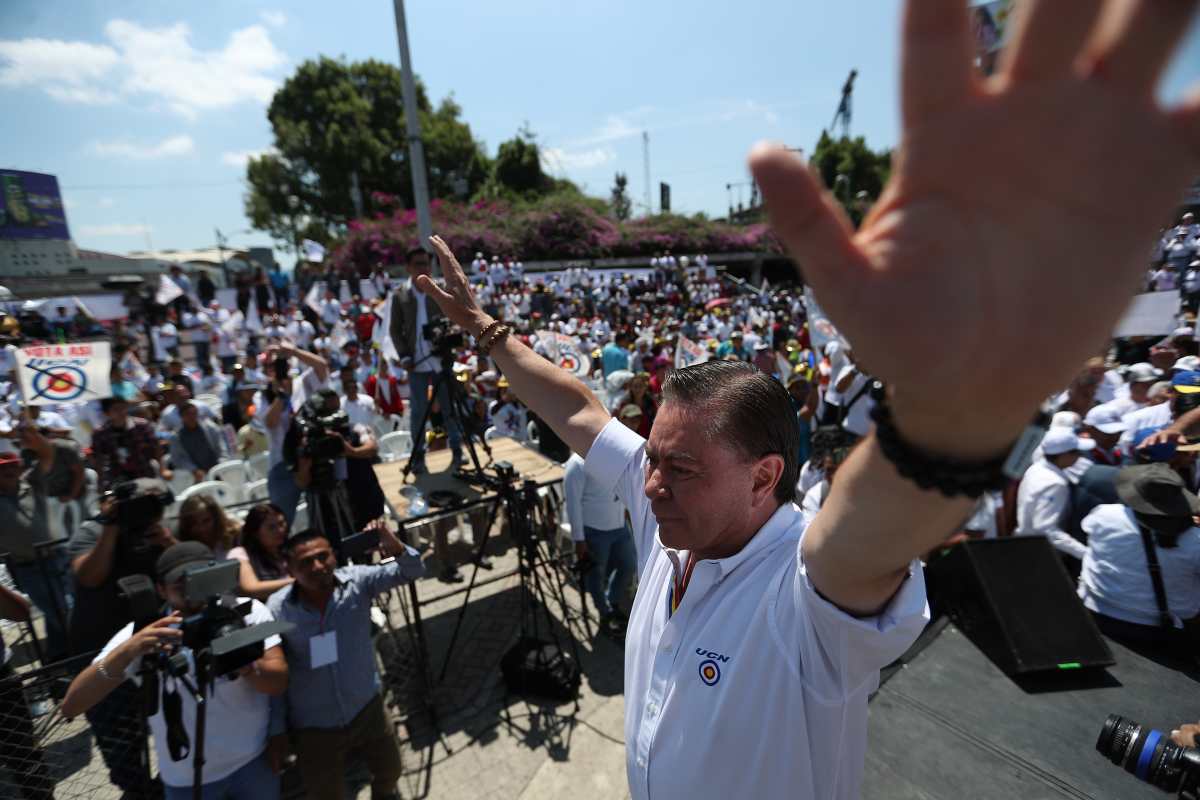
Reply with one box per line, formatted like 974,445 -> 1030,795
1127,362 -> 1161,383
1083,405 -> 1127,434
1050,411 -> 1081,430
1042,428 -> 1097,456
1173,326 -> 1195,338
1174,356 -> 1200,372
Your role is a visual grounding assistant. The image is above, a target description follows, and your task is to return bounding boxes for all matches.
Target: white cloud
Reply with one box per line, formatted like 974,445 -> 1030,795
91,134 -> 195,159
259,10 -> 287,28
0,21 -> 286,118
79,223 -> 152,237
221,147 -> 272,168
0,38 -> 119,87
541,146 -> 616,172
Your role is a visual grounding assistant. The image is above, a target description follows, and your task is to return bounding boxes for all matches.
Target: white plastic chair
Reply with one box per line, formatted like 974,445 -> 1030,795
526,421 -> 540,445
207,460 -> 248,495
167,470 -> 196,498
177,480 -> 239,507
245,452 -> 271,481
372,415 -> 393,440
378,431 -> 413,463
244,479 -> 270,504
484,426 -> 500,443
293,502 -> 309,532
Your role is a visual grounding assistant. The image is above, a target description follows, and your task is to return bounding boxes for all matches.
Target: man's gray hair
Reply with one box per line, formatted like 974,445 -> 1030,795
661,360 -> 799,505
1149,380 -> 1171,401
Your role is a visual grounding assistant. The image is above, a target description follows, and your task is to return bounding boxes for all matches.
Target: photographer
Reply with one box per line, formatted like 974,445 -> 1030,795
259,344 -> 328,525
0,425 -> 75,663
267,527 -> 425,800
66,478 -> 176,796
62,541 -> 288,800
288,389 -> 386,540
387,246 -> 463,475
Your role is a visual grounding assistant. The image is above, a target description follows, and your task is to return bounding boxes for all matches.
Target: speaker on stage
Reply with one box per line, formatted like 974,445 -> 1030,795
926,537 -> 1114,676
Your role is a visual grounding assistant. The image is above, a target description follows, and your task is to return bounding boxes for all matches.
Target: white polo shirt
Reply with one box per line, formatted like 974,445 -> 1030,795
584,418 -> 928,800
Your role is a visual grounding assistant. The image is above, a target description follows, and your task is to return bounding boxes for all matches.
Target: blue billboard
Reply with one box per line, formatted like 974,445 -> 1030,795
0,170 -> 70,241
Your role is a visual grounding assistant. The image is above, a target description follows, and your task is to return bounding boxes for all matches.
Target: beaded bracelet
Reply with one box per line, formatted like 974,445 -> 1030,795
479,324 -> 511,358
870,399 -> 1047,499
475,320 -> 504,346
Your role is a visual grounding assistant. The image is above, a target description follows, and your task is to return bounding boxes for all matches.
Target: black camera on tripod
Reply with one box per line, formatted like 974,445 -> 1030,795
288,393 -> 352,492
101,479 -> 174,551
120,560 -> 293,681
423,320 -> 465,356
1096,714 -> 1200,797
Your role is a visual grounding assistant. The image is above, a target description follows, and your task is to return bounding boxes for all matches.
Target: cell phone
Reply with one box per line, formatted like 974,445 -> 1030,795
273,357 -> 289,382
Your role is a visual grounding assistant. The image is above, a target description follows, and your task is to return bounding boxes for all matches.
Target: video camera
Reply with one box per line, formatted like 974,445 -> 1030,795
291,393 -> 352,492
423,320 -> 465,354
121,560 -> 293,681
103,479 -> 174,550
1097,714 -> 1200,798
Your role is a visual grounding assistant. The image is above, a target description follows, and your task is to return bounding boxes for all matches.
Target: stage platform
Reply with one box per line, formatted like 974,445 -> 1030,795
374,436 -> 566,519
864,618 -> 1199,799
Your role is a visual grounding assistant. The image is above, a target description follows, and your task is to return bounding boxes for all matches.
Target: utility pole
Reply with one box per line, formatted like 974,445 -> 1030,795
642,131 -> 651,217
392,0 -> 434,265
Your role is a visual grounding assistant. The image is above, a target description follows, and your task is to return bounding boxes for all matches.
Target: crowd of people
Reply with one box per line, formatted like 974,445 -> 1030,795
0,2 -> 1195,798
0,201 -> 1198,796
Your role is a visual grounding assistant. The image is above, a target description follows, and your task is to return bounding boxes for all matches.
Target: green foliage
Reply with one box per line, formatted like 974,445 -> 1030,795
245,56 -> 489,246
810,132 -> 892,225
610,172 -> 632,221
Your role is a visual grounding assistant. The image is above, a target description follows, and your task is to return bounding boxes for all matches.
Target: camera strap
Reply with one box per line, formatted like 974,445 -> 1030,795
1136,522 -> 1178,630
162,676 -> 191,762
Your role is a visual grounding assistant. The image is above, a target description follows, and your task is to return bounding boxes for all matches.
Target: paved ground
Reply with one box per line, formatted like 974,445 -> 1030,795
0,512 -> 634,800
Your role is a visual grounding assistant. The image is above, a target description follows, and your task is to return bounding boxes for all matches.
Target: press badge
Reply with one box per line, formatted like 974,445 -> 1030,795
310,631 -> 338,668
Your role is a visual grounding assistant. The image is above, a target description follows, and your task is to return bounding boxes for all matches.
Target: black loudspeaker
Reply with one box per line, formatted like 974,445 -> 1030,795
926,537 -> 1114,676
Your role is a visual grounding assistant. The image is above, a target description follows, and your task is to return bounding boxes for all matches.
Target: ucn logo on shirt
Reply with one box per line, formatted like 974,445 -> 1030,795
696,648 -> 730,686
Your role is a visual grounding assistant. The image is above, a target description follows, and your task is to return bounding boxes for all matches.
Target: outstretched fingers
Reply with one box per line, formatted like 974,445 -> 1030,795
999,0 -> 1105,82
748,144 -> 866,297
1085,0 -> 1198,93
901,0 -> 974,128
429,235 -> 467,288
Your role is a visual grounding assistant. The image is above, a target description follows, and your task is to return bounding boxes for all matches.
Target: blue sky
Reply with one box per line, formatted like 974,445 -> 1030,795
2,0 -> 1198,267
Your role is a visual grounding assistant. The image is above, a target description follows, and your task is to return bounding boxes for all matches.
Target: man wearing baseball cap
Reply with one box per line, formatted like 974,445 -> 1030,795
62,541 -> 288,798
1119,369 -> 1200,454
1081,405 -> 1127,466
1016,428 -> 1096,574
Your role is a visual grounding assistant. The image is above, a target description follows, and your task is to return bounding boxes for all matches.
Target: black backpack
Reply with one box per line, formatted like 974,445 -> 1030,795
500,637 -> 581,702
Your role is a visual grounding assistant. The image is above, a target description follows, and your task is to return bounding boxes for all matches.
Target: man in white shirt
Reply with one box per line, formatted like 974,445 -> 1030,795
1016,428 -> 1094,570
285,312 -> 316,350
337,364 -> 378,429
1079,464 -> 1200,656
412,4 -> 1195,792
61,542 -> 288,799
565,445 -> 635,636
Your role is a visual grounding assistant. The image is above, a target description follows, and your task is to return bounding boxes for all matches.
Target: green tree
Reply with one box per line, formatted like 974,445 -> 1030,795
244,56 -> 489,248
493,128 -> 545,196
810,132 -> 892,226
610,172 -> 632,221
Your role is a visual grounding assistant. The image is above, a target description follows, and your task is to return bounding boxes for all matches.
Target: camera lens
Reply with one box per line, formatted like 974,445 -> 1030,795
1096,715 -> 1194,793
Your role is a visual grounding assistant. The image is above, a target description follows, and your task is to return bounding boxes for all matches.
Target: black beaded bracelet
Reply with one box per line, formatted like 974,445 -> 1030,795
869,399 -> 1047,499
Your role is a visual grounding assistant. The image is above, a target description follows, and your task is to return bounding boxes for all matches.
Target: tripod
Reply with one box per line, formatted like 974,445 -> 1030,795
400,347 -> 491,483
304,471 -> 357,561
